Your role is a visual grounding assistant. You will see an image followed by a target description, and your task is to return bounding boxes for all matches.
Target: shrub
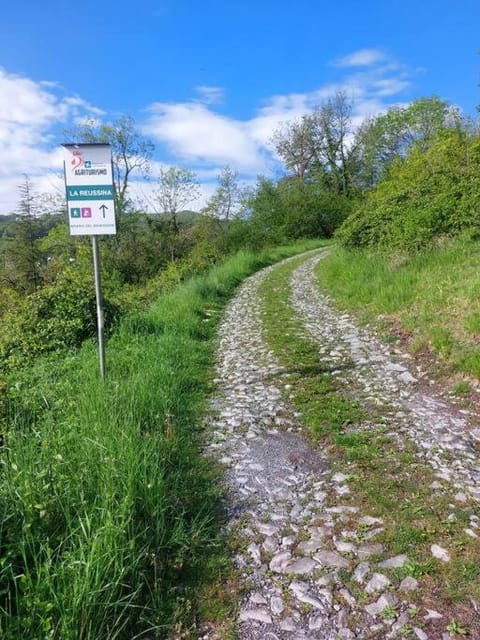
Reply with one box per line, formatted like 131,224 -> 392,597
0,268 -> 121,370
337,130 -> 480,252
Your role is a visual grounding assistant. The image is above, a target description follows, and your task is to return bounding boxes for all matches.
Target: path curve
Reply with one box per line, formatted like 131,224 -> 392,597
290,253 -> 480,502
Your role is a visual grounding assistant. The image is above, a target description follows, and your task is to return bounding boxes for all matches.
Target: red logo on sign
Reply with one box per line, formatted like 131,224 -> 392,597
71,150 -> 84,170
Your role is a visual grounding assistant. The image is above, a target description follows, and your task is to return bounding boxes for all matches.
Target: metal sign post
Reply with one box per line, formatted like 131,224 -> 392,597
92,236 -> 106,378
62,143 -> 117,379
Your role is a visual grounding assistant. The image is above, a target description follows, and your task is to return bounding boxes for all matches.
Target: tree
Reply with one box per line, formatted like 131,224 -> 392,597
1,176 -> 43,294
337,128 -> 480,251
68,116 -> 154,214
352,96 -> 466,189
272,92 -> 356,195
151,167 -> 200,234
271,117 -> 316,180
308,92 -> 355,195
202,166 -> 242,222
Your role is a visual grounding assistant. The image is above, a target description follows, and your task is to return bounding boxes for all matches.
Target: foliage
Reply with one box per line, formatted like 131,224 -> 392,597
247,176 -> 352,245
0,266 -> 121,371
150,167 -> 200,234
271,116 -> 316,180
271,91 -> 355,194
351,96 -> 467,189
201,165 -> 242,222
102,212 -> 173,284
337,129 -> 480,251
1,177 -> 44,294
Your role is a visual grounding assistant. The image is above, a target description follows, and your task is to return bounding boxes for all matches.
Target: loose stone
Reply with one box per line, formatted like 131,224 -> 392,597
358,516 -> 384,526
399,576 -> 419,591
309,615 -> 327,630
378,554 -> 408,568
314,550 -> 350,569
204,252 -> 480,640
262,535 -> 278,552
239,607 -> 272,624
335,540 -> 356,553
279,618 -> 296,631
353,562 -> 371,583
257,523 -> 278,536
424,609 -> 443,619
430,544 -> 451,562
270,596 -> 284,615
365,592 -> 397,617
269,551 -> 291,573
357,543 -> 384,559
365,573 -> 391,594
287,557 -> 317,575
250,592 -> 267,605
289,580 -> 309,597
338,588 -> 356,606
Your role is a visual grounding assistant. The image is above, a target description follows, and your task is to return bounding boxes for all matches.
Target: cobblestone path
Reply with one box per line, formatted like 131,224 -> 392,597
203,251 -> 480,640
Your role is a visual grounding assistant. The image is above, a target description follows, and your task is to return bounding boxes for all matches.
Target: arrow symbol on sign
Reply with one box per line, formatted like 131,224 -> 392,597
99,204 -> 108,218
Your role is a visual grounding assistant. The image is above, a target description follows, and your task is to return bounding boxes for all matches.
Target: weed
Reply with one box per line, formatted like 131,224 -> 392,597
452,380 -> 472,395
381,604 -> 397,620
446,619 -> 468,636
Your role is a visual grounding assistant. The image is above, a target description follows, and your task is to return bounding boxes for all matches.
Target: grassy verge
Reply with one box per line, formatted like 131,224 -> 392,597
259,252 -> 480,636
0,239 -> 327,639
316,234 -> 480,382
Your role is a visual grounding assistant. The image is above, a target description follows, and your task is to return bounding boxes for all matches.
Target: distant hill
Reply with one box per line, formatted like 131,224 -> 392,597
0,212 -> 64,239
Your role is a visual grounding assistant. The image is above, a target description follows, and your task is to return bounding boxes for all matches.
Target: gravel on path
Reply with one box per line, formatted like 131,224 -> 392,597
201,251 -> 479,640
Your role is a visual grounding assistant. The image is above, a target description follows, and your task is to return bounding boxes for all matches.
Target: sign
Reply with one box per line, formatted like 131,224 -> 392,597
62,144 -> 117,236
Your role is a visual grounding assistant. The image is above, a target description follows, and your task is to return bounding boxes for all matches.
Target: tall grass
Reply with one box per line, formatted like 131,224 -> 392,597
0,239 -> 325,639
317,234 -> 480,378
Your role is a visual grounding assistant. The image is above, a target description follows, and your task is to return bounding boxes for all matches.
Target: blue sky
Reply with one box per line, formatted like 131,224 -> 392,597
0,0 -> 479,214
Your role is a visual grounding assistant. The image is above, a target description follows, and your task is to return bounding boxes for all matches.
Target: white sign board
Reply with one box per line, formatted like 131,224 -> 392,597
63,144 -> 117,236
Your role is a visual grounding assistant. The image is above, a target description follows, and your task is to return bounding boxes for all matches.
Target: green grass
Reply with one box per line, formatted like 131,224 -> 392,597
258,250 -> 480,629
0,239 -> 327,639
316,234 -> 480,380
259,254 -> 369,447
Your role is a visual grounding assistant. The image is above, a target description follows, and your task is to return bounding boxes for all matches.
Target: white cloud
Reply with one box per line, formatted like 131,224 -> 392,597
0,68 -> 104,214
129,177 -> 217,212
144,101 -> 267,173
0,68 -> 66,133
194,85 -> 225,105
371,77 -> 411,97
332,48 -> 387,68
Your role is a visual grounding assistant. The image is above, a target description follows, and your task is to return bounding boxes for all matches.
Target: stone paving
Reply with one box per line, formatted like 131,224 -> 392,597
203,251 -> 480,640
290,253 -> 480,504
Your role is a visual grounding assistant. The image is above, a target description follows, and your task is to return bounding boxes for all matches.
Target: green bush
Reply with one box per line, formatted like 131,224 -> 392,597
248,176 -> 351,246
0,268 -> 121,370
337,130 -> 480,252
